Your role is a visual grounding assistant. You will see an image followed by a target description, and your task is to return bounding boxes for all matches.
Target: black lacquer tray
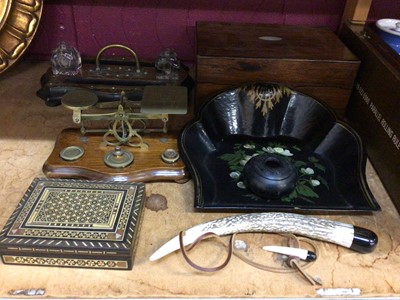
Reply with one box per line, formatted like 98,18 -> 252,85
179,83 -> 380,213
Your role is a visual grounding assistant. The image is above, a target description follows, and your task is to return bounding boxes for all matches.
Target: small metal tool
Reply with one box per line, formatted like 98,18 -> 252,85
262,245 -> 317,262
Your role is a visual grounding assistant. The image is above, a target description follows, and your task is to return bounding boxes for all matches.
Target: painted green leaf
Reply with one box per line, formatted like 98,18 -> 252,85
227,157 -> 242,165
281,190 -> 297,203
288,190 -> 298,199
281,196 -> 291,202
293,161 -> 307,168
220,153 -> 237,161
293,145 -> 301,151
221,150 -> 246,164
313,163 -> 326,172
296,184 -> 319,198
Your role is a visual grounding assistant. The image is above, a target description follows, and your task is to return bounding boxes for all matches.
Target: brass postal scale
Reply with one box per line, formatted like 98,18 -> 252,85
42,44 -> 191,183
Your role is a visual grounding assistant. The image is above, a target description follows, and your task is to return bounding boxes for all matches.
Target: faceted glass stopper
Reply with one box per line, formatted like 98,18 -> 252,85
51,41 -> 82,76
155,47 -> 180,80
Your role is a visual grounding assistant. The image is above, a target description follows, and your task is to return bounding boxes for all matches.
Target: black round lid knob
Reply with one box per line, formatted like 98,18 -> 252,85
243,153 -> 297,199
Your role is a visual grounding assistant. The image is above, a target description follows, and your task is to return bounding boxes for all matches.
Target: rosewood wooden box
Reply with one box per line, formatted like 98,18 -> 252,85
0,178 -> 145,270
340,23 -> 400,213
195,22 -> 360,116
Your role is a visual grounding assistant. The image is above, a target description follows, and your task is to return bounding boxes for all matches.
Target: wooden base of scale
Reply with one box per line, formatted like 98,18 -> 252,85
43,128 -> 189,183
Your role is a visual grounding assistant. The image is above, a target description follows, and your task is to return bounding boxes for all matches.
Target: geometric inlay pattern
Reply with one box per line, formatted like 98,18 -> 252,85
0,178 -> 145,245
3,255 -> 129,269
27,189 -> 124,229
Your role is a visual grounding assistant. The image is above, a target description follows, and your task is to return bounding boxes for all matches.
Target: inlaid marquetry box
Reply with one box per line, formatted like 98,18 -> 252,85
0,178 -> 145,270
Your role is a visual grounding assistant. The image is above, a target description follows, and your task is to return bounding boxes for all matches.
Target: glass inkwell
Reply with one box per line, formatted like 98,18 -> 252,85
51,41 -> 82,76
155,48 -> 180,80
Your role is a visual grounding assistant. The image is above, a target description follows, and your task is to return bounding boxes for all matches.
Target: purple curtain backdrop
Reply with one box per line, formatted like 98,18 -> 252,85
27,0 -> 399,64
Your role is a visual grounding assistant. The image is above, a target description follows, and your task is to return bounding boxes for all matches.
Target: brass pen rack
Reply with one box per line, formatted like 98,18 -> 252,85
38,44 -> 193,106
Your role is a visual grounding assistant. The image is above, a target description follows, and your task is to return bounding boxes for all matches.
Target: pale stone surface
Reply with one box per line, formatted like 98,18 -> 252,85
0,60 -> 399,298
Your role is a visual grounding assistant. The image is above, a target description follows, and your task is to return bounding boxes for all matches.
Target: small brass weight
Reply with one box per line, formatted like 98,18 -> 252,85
61,85 -> 187,168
